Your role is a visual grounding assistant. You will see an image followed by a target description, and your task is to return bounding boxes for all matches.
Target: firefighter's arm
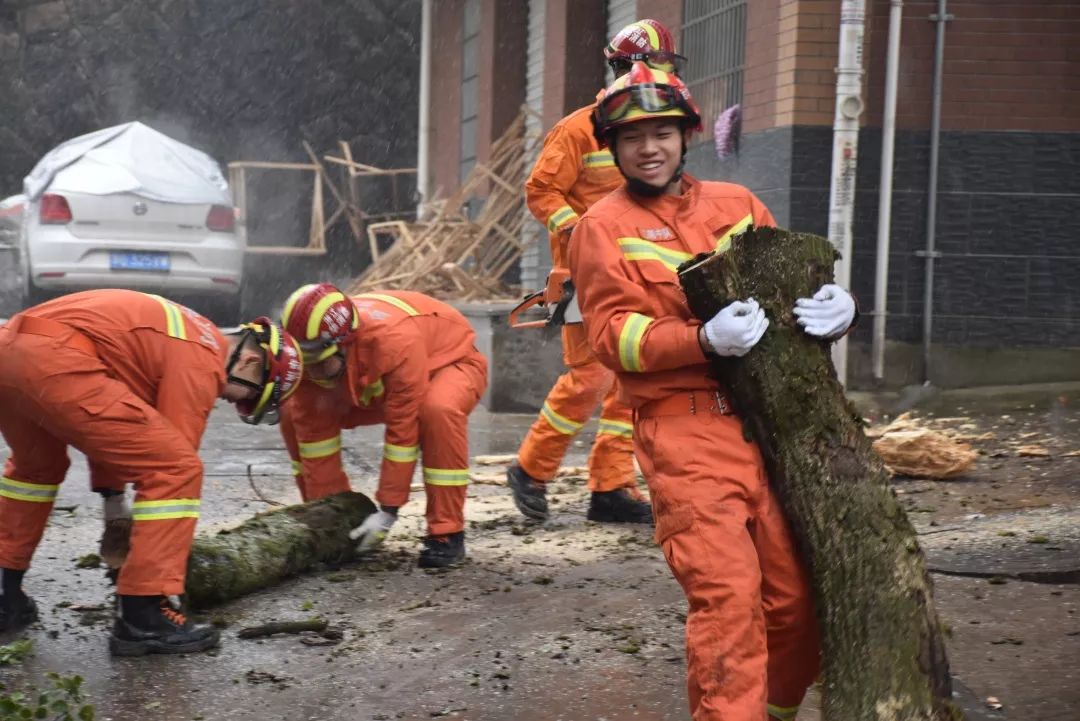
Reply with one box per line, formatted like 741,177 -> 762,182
154,346 -> 225,451
526,124 -> 584,248
374,330 -> 428,509
287,382 -> 350,498
569,219 -> 707,374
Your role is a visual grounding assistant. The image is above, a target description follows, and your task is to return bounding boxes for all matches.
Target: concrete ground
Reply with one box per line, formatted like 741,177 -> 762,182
1,401 -> 1078,721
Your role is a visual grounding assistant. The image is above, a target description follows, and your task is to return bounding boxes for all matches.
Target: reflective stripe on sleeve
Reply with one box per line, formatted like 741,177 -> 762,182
132,498 -> 200,521
546,205 -> 579,233
356,293 -> 420,316
583,150 -> 615,168
616,237 -> 693,273
299,435 -> 342,459
618,313 -> 653,372
540,402 -> 584,435
422,468 -> 470,486
383,443 -> 420,463
0,477 -> 60,503
715,213 -> 753,253
149,294 -> 188,340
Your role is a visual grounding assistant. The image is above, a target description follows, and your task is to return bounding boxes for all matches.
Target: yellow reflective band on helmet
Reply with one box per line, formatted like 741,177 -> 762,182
598,418 -> 633,438
583,151 -> 615,168
281,284 -> 319,332
618,313 -> 653,372
638,21 -> 660,50
299,435 -> 342,459
715,214 -> 753,253
0,477 -> 59,503
546,205 -> 579,233
767,703 -> 800,721
149,294 -> 188,340
307,290 -> 349,341
360,377 -> 385,406
422,468 -> 470,486
357,293 -> 420,317
617,237 -> 693,273
540,402 -> 584,435
383,443 -> 419,463
291,459 -> 302,475
132,498 -> 200,521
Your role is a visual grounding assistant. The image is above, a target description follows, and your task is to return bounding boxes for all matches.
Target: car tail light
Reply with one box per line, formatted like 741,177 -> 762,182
40,194 -> 72,224
206,205 -> 236,232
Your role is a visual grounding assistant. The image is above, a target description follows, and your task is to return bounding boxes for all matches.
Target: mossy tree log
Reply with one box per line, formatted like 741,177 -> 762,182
677,226 -> 959,721
185,491 -> 376,609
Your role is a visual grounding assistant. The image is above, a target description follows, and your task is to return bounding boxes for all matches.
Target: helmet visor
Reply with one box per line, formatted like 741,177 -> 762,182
608,51 -> 686,77
598,83 -> 685,125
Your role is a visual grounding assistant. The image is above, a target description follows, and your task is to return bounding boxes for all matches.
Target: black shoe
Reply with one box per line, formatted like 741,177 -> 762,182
507,464 -> 548,521
418,531 -> 466,569
587,489 -> 654,524
0,591 -> 38,633
110,595 -> 219,656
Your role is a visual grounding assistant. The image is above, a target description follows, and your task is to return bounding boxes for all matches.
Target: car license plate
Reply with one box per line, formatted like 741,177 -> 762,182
109,251 -> 170,272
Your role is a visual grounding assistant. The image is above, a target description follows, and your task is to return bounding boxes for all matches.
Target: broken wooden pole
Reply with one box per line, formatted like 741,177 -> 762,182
677,226 -> 960,721
185,491 -> 376,609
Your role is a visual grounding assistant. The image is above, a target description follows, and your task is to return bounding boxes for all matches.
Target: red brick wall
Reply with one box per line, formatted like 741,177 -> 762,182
864,0 -> 1080,132
430,0 -> 464,200
477,0 -> 528,165
638,0 -> 682,38
563,0 -> 607,111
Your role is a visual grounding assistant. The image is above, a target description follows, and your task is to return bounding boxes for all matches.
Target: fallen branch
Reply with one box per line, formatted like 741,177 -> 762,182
237,619 -> 328,639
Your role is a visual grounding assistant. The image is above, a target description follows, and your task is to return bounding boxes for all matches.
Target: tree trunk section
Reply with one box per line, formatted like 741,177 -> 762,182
185,491 -> 376,609
677,226 -> 960,721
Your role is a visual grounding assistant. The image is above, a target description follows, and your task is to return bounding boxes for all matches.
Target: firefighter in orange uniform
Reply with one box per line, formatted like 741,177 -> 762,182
569,64 -> 859,721
508,19 -> 688,524
279,284 -> 488,569
0,289 -> 303,655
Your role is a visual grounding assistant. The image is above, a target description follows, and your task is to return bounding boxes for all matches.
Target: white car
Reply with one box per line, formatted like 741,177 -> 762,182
18,122 -> 244,322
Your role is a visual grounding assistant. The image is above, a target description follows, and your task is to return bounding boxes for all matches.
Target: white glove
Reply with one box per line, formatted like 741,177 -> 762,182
702,299 -> 769,357
349,509 -> 398,554
793,284 -> 856,338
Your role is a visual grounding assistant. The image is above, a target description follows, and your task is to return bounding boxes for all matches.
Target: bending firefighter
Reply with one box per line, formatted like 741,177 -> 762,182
280,284 -> 488,569
569,64 -> 860,720
0,289 -> 303,655
508,19 -> 687,524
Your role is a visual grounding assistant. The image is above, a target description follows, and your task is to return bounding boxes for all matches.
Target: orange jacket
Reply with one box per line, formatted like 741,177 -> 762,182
526,94 -> 624,267
567,175 -> 776,408
286,291 -> 486,507
15,289 -> 227,450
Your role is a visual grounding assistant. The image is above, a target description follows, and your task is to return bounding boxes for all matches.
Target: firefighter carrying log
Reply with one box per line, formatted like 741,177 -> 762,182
0,289 -> 303,656
279,284 -> 488,569
568,63 -> 859,720
507,19 -> 688,525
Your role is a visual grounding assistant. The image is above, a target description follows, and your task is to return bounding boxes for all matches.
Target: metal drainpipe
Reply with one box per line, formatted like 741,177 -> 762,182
921,0 -> 951,382
826,0 -> 867,387
415,0 -> 433,220
872,0 -> 904,383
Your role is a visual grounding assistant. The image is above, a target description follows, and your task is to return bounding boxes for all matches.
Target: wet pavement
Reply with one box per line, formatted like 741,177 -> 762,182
1,404 -> 1078,720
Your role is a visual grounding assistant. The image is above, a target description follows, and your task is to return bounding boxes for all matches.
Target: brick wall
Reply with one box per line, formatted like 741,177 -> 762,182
430,0 -> 465,200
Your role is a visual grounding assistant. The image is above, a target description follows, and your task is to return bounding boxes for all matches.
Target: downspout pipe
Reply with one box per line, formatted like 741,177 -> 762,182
826,0 -> 867,386
921,0 -> 951,382
872,0 -> 904,383
416,0 -> 433,220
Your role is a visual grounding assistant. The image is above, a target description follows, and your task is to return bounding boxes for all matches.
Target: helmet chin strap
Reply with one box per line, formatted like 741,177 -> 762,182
611,138 -> 688,198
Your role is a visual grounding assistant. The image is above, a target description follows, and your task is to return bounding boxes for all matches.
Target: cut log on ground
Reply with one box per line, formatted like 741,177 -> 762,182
186,491 -> 376,609
678,226 -> 960,721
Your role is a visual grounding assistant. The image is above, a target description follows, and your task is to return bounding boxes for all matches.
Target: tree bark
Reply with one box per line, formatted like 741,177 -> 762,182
185,491 -> 376,609
677,226 -> 960,721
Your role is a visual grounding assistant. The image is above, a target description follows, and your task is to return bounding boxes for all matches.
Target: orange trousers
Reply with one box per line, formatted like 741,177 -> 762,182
282,360 -> 485,537
0,324 -> 203,597
517,323 -> 634,490
635,408 -> 820,721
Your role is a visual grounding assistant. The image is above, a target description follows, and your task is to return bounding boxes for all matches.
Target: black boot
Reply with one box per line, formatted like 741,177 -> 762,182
507,464 -> 548,521
587,489 -> 654,524
0,568 -> 37,633
418,531 -> 466,569
110,595 -> 219,656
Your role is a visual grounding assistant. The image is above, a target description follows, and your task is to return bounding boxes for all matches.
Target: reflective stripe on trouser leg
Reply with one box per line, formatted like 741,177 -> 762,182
634,413 -> 818,721
516,346 -> 610,482
418,359 -> 485,537
587,382 -> 636,492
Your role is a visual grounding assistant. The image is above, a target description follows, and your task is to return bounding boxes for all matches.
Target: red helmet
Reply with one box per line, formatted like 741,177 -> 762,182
229,317 -> 304,425
280,283 -> 360,363
604,19 -> 685,76
592,61 -> 703,144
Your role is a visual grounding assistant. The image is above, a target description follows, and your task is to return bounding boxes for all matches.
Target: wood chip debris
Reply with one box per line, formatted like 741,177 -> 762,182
1015,445 -> 1050,458
868,413 -> 978,479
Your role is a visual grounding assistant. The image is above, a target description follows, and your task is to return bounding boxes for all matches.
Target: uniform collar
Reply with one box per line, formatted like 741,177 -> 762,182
628,173 -> 701,220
